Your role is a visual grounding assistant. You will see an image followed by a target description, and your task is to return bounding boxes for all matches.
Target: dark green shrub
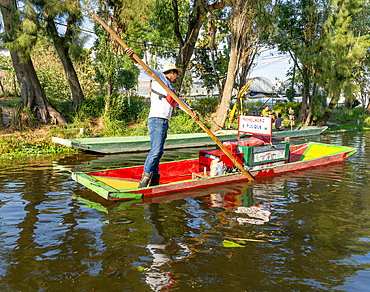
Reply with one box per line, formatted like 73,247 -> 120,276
108,94 -> 149,123
53,100 -> 75,123
191,97 -> 218,114
79,97 -> 105,118
273,101 -> 301,119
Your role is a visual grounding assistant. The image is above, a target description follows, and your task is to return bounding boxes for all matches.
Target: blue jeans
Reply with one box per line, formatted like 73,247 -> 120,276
144,117 -> 169,174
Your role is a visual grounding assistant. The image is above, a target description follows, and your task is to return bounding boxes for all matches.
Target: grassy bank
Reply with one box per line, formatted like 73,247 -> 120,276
1,101 -> 369,158
0,127 -> 77,158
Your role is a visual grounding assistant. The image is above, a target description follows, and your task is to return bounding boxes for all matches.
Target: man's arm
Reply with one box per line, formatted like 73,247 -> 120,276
125,48 -> 137,64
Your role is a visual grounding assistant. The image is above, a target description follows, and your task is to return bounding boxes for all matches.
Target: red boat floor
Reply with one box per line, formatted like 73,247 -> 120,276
86,158 -> 200,189
85,144 -> 349,191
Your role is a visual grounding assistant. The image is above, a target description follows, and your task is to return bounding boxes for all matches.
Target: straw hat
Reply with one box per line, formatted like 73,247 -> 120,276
162,63 -> 182,75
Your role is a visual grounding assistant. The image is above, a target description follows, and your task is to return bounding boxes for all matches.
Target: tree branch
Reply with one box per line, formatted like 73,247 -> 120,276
172,0 -> 184,48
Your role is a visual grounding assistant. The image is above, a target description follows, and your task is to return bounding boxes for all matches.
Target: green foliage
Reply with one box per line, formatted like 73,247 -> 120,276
273,102 -> 301,119
168,109 -> 205,134
190,97 -> 218,115
107,94 -> 150,123
0,134 -> 74,158
265,0 -> 370,123
50,96 -> 105,126
53,100 -> 76,124
180,70 -> 194,98
116,70 -> 138,91
93,19 -> 140,113
285,87 -> 296,102
152,0 -> 187,58
79,97 -> 105,118
329,107 -> 368,126
0,55 -> 17,96
100,118 -> 127,137
2,96 -> 22,108
69,97 -> 104,127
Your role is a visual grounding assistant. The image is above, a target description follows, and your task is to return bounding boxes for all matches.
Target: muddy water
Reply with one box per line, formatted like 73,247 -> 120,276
0,131 -> 369,291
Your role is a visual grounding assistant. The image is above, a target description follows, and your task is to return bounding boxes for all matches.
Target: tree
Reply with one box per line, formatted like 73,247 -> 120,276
357,69 -> 370,113
153,0 -> 228,90
316,0 -> 370,125
93,3 -> 139,116
267,0 -> 370,126
265,0 -> 328,125
33,0 -> 85,110
0,0 -> 66,124
210,0 -> 271,132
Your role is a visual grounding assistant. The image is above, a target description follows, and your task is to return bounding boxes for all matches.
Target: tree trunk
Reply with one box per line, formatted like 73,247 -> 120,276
0,0 -> 66,125
210,49 -> 239,132
304,96 -> 313,126
0,78 -> 5,95
209,21 -> 222,96
210,0 -> 245,132
105,77 -> 112,115
297,83 -> 308,124
46,19 -> 84,110
316,94 -> 339,126
10,51 -> 67,125
367,100 -> 370,116
172,0 -> 227,90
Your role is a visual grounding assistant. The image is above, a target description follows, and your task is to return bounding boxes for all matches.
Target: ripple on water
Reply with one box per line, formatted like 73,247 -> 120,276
0,133 -> 370,291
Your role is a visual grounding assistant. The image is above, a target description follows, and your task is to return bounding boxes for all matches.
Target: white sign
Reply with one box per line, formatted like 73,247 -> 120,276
238,115 -> 272,136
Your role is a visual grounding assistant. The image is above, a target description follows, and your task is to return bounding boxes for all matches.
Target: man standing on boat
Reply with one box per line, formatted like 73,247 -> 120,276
125,48 -> 199,188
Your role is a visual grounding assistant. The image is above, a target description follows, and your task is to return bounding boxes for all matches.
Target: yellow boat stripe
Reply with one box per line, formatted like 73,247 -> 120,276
301,144 -> 345,161
92,176 -> 139,190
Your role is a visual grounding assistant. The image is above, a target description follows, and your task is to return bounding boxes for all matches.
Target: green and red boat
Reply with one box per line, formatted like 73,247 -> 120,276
71,142 -> 356,201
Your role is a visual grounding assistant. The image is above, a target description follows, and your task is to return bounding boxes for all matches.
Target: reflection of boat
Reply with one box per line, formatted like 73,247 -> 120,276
52,126 -> 327,154
71,142 -> 356,201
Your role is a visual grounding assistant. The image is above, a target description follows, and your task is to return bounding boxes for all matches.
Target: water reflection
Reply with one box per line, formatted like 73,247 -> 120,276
0,132 -> 369,291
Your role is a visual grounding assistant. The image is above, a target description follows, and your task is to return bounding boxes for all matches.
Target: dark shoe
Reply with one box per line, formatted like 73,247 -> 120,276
138,172 -> 152,188
149,173 -> 160,186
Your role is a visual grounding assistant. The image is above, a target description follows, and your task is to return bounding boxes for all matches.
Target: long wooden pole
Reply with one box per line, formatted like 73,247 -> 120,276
88,9 -> 254,181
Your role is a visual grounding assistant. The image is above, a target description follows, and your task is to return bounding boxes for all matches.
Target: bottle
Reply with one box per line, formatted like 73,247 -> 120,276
210,158 -> 219,177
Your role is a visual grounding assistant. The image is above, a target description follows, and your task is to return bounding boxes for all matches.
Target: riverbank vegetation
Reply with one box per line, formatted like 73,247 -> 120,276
1,0 -> 370,157
1,97 -> 369,158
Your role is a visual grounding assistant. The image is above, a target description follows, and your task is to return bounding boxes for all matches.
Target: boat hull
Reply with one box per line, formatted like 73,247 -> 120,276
71,142 -> 356,200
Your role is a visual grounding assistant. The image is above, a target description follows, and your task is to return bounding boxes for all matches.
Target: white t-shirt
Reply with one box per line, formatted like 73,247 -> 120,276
148,69 -> 188,121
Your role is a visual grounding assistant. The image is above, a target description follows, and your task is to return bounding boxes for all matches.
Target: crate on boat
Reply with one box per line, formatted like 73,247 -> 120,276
199,149 -> 244,171
237,142 -> 289,166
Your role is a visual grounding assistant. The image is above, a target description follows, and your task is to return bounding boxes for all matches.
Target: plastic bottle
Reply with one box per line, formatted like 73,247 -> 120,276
210,158 -> 219,177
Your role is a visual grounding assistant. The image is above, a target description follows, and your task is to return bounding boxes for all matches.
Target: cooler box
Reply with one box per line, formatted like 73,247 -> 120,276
237,142 -> 289,166
199,149 -> 244,172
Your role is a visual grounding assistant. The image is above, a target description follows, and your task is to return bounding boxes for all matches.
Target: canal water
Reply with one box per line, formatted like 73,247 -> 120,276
0,131 -> 369,291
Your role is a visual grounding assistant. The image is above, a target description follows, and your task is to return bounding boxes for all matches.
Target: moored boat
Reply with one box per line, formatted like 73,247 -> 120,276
53,126 -> 328,154
71,142 -> 356,201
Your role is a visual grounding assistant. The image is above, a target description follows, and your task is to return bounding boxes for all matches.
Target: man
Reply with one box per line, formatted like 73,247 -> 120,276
125,48 -> 199,188
274,113 -> 287,131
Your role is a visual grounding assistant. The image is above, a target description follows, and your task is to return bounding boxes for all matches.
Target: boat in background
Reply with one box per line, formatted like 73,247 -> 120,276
53,126 -> 328,154
71,142 -> 356,201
